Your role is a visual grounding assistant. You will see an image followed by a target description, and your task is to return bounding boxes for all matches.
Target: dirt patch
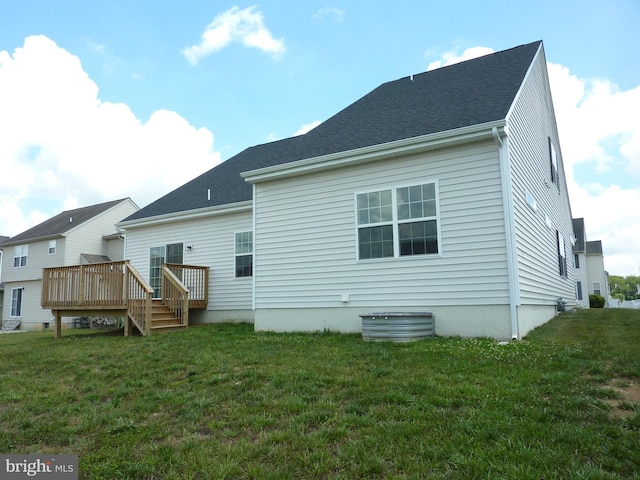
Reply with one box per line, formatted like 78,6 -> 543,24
603,377 -> 640,418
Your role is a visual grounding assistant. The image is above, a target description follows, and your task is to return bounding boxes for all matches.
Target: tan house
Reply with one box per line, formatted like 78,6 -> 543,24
0,199 -> 138,331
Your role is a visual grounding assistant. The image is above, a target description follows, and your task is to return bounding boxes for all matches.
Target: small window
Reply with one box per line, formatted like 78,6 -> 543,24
11,288 -> 24,317
13,245 -> 28,268
574,254 -> 580,269
235,231 -> 253,277
48,240 -> 57,255
556,231 -> 567,277
593,282 -> 601,296
576,281 -> 583,301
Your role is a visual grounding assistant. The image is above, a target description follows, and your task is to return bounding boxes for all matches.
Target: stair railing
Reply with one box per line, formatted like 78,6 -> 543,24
162,265 -> 190,327
124,261 -> 153,335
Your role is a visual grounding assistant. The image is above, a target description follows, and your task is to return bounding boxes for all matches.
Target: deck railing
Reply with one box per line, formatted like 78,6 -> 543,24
164,263 -> 209,308
126,263 -> 154,335
162,266 -> 189,328
41,261 -> 208,336
42,261 -> 128,308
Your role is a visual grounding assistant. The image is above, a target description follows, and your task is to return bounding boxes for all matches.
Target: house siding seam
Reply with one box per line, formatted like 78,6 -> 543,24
253,141 -> 510,313
506,47 -> 575,307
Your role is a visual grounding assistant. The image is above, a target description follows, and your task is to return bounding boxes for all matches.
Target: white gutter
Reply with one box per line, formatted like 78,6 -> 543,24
242,120 -> 507,183
493,126 -> 521,340
117,201 -> 253,229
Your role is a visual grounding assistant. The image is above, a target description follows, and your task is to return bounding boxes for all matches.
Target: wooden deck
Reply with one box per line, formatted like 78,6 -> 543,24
41,261 -> 209,337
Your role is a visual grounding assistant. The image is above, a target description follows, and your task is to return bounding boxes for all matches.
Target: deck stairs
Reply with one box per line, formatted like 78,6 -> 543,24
150,300 -> 186,333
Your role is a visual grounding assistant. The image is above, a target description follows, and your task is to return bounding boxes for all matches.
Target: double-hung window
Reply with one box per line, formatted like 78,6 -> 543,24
235,231 -> 253,277
13,245 -> 28,268
593,282 -> 601,296
48,240 -> 57,255
357,182 -> 439,260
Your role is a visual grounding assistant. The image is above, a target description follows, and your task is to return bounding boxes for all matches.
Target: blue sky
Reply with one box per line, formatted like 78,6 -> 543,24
0,1 -> 639,275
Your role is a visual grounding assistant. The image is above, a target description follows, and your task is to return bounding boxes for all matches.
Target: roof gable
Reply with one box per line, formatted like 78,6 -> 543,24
2,199 -> 129,246
124,41 -> 542,223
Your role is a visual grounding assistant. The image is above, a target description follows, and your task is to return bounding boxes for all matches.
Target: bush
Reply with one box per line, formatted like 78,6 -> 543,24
589,294 -> 605,308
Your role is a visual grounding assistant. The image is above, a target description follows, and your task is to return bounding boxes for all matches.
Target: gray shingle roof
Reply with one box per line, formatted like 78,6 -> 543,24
1,199 -> 129,247
124,41 -> 542,223
586,240 -> 603,255
572,218 -> 586,253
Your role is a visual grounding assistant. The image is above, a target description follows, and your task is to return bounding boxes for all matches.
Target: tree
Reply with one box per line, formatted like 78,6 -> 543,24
609,275 -> 640,301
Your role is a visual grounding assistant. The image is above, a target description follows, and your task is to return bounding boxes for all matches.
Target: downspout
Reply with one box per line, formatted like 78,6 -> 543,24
493,126 -> 521,340
251,183 -> 257,312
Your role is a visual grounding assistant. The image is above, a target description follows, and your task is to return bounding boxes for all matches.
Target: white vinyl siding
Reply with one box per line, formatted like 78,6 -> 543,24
505,47 -> 575,305
253,141 -> 509,310
124,210 -> 253,311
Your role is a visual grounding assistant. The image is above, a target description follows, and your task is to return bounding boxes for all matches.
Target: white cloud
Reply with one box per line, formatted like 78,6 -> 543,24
181,6 -> 285,66
295,120 -> 321,136
313,7 -> 345,22
548,62 -> 640,276
0,35 -> 220,237
426,46 -> 495,71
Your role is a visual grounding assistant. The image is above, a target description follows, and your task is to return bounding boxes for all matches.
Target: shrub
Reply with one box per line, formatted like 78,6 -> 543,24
589,294 -> 605,308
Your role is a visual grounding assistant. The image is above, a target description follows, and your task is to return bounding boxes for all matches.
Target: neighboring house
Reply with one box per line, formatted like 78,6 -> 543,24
572,218 -> 608,308
0,235 -> 8,329
119,41 -> 575,340
0,199 -> 139,331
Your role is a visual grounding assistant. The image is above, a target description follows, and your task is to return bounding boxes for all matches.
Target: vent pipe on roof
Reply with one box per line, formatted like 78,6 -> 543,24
207,189 -> 211,201
410,74 -> 414,82
69,216 -> 73,223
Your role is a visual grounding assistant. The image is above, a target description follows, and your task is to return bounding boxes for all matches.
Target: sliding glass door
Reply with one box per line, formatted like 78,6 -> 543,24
149,243 -> 183,298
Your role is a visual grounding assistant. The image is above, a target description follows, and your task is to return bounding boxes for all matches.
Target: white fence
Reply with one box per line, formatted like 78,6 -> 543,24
608,299 -> 640,309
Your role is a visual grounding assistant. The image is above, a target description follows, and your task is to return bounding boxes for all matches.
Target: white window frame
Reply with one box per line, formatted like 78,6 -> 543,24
593,282 -> 601,296
149,242 -> 184,298
13,245 -> 28,268
48,239 -> 57,255
11,287 -> 24,317
234,231 -> 253,278
355,181 -> 441,260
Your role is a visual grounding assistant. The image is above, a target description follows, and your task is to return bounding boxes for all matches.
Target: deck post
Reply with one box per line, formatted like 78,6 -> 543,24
54,311 -> 62,338
124,315 -> 131,337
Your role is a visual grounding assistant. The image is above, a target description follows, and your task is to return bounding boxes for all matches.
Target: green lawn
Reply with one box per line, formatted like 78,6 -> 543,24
1,309 -> 639,479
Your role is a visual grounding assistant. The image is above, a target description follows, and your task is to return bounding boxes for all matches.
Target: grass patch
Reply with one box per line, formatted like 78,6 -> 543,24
1,309 -> 639,479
